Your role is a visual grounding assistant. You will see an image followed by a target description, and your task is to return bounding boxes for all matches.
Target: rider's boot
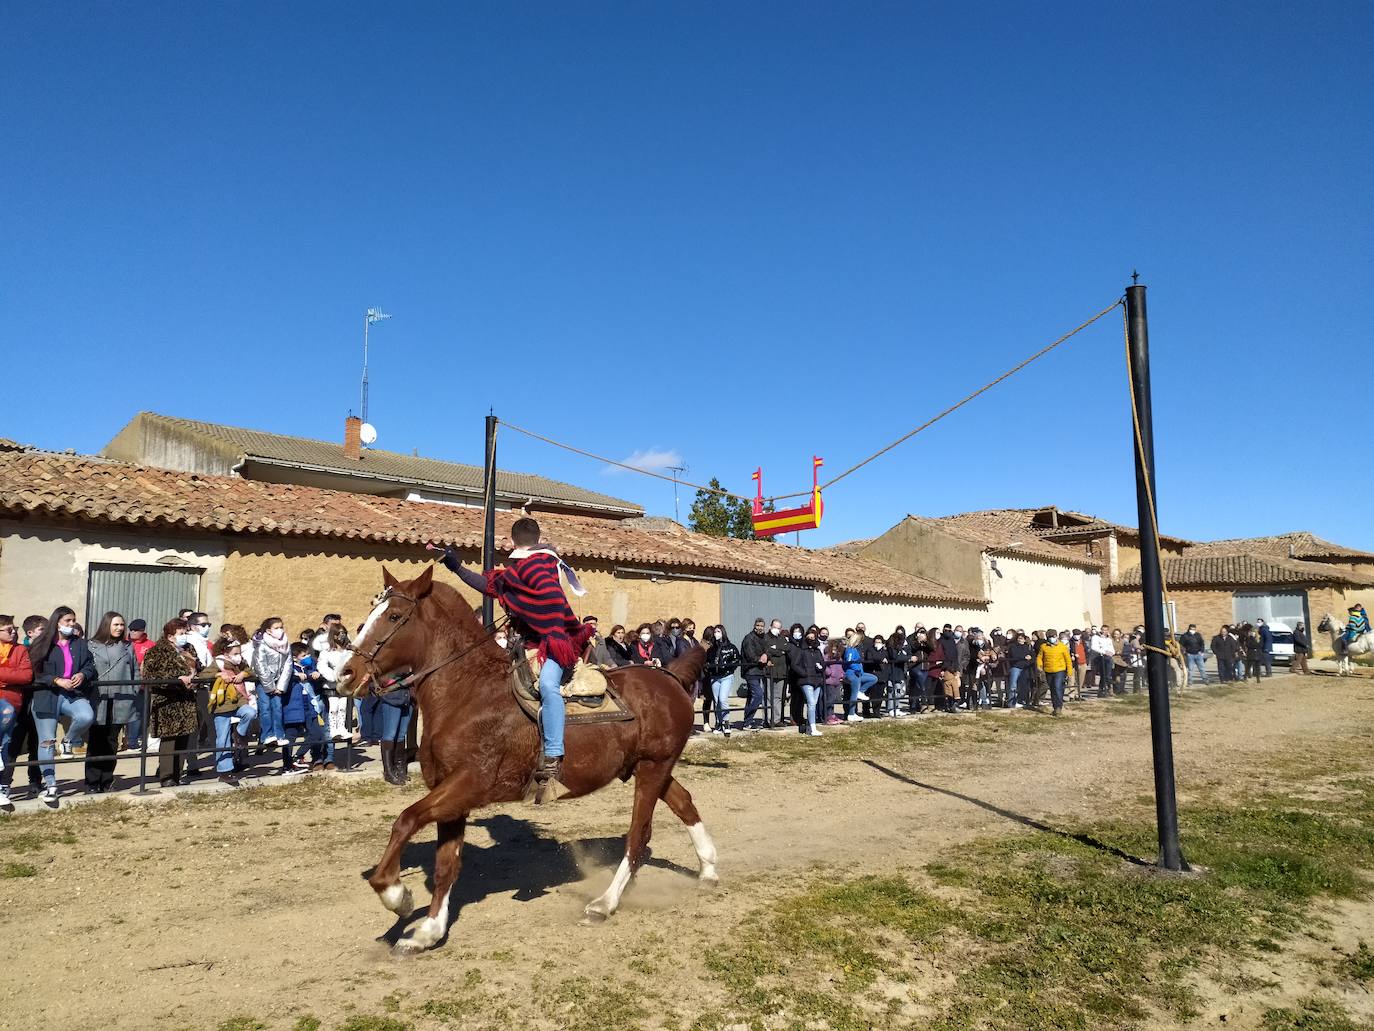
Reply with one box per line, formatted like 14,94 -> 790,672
379,742 -> 402,785
529,755 -> 569,805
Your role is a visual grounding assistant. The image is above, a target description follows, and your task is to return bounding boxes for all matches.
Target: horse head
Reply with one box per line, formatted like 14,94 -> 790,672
337,565 -> 504,697
336,565 -> 440,697
1318,615 -> 1336,635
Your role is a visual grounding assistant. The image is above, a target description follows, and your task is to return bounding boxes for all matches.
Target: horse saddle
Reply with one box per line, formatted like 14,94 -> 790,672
510,649 -> 633,726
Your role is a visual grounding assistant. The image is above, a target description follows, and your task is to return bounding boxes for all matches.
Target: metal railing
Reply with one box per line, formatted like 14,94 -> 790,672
1,677 -> 390,798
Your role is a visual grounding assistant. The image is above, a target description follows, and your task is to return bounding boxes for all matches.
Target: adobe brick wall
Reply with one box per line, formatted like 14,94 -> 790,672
1103,588 -> 1235,634
220,541 -> 720,637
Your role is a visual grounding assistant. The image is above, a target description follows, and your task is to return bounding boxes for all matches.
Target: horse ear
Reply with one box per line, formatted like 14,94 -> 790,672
413,564 -> 435,597
382,567 -> 399,590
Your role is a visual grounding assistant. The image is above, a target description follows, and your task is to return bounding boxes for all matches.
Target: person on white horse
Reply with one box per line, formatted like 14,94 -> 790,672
1346,604 -> 1371,644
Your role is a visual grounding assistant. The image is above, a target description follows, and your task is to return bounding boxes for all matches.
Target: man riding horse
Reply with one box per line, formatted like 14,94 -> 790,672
436,517 -> 592,797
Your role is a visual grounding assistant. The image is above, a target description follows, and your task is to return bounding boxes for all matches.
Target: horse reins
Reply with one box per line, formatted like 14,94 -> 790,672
357,586 -> 509,696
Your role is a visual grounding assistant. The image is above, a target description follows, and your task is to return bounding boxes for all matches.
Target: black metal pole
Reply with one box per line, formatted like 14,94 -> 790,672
481,413 -> 498,628
1126,280 -> 1187,872
133,671 -> 157,796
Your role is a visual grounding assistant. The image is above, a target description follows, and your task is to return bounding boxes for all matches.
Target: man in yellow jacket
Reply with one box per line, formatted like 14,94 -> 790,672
1037,629 -> 1073,717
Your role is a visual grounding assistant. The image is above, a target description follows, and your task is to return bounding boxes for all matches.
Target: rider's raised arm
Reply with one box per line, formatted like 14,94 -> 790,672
433,544 -> 495,596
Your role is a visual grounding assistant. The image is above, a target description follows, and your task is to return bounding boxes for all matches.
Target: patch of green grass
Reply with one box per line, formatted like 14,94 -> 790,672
1,861 -> 38,878
216,1018 -> 267,1031
291,1018 -> 321,1031
708,782 -> 1374,1031
1341,941 -> 1374,983
336,1017 -> 412,1031
536,976 -> 650,1031
1262,996 -> 1367,1030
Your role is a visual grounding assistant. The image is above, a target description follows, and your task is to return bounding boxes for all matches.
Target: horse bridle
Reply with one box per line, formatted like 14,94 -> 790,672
356,586 -> 509,697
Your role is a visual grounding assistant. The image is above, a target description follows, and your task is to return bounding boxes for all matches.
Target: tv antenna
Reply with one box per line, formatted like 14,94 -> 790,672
667,463 -> 688,523
361,307 -> 392,425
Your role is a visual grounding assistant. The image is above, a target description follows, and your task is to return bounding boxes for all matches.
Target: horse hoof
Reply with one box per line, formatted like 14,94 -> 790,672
379,884 -> 413,915
580,906 -> 610,926
391,937 -> 427,958
699,873 -> 721,891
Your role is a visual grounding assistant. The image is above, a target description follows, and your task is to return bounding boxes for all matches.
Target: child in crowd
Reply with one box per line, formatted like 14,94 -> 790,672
251,617 -> 291,748
204,636 -> 257,786
280,643 -> 327,773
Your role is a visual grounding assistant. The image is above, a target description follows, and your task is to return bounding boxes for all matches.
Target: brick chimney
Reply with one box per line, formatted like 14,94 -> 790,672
344,415 -> 362,461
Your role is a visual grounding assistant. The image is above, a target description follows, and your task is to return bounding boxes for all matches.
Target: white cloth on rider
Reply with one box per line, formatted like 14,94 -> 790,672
507,545 -> 587,597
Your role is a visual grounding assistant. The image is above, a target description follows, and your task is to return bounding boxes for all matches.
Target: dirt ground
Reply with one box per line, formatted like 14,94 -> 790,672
3,672 -> 1372,1031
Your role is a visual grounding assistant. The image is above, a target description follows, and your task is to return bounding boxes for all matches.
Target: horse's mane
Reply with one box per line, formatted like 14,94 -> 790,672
418,578 -> 508,680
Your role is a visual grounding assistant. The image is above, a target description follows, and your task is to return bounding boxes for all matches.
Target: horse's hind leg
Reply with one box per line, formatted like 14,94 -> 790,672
392,815 -> 467,956
583,760 -> 671,923
368,774 -> 470,919
660,775 -> 718,885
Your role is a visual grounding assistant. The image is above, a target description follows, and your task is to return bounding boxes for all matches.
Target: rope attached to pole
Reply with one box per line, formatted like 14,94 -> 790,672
767,299 -> 1128,502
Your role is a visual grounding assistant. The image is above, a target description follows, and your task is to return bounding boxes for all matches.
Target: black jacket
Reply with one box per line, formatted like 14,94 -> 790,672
763,634 -> 790,681
705,640 -> 741,680
1007,641 -> 1034,669
604,638 -> 633,667
1179,631 -> 1205,655
786,641 -> 826,687
888,640 -> 912,684
740,630 -> 769,674
1211,634 -> 1238,661
28,638 -> 98,721
1293,629 -> 1310,654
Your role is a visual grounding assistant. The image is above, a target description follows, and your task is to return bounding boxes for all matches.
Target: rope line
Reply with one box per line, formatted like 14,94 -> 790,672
1122,302 -> 1180,659
768,298 -> 1127,502
497,420 -> 753,502
502,297 -> 1124,508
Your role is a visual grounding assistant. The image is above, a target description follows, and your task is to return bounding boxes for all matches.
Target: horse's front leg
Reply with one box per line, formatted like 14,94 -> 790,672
392,815 -> 467,956
368,774 -> 470,920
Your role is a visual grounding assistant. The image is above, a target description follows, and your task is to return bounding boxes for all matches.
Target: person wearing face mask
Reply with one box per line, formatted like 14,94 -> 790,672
907,629 -> 933,713
1037,628 -> 1073,717
865,635 -> 892,718
703,626 -> 740,736
782,623 -> 809,727
739,618 -> 770,731
251,616 -> 293,749
85,611 -> 137,793
937,625 -> 968,713
25,606 -> 97,807
1005,632 -> 1032,709
630,623 -> 662,667
786,627 -> 826,736
139,618 -> 201,789
763,619 -> 791,728
316,623 -> 354,743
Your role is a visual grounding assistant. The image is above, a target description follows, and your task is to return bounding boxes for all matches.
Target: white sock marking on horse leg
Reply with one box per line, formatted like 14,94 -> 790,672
379,883 -> 411,914
585,856 -> 633,919
405,887 -> 452,949
687,821 -> 719,883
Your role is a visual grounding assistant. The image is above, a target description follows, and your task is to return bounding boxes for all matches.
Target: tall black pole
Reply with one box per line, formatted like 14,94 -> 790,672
1126,281 -> 1187,872
482,414 -> 498,628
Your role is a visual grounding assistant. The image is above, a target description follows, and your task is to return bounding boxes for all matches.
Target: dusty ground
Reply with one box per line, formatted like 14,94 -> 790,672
2,671 -> 1372,1031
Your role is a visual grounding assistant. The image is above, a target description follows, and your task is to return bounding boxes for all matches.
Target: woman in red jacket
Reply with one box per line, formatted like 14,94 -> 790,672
0,614 -> 36,813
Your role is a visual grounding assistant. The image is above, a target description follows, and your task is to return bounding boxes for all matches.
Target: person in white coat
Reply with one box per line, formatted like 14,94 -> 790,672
315,623 -> 353,742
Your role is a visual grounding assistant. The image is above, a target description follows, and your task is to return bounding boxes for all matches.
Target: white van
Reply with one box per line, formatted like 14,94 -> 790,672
1267,622 -> 1295,664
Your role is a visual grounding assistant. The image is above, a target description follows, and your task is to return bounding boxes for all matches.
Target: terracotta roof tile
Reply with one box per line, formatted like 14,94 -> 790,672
1109,554 -> 1374,590
112,413 -> 643,516
922,512 -> 1103,570
0,452 -> 981,605
1187,531 -> 1374,563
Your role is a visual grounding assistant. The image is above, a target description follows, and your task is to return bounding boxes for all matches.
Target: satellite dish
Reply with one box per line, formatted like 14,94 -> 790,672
359,423 -> 378,446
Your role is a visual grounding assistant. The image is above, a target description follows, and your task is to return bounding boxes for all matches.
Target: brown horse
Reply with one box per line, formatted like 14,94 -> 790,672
335,565 -> 718,955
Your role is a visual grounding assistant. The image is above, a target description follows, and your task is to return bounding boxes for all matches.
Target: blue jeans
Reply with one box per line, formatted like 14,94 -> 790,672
802,684 -> 821,730
843,670 -> 877,717
378,698 -> 412,743
34,694 -> 95,786
213,706 -> 256,773
1046,670 -> 1067,711
538,658 -> 565,758
1006,666 -> 1024,706
1186,652 -> 1207,685
0,699 -> 14,771
711,676 -> 733,730
743,673 -> 765,723
125,693 -> 144,750
357,696 -> 380,741
909,669 -> 928,711
257,693 -> 287,745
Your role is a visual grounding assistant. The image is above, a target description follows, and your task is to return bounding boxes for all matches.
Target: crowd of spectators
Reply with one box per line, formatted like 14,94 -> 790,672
580,615 -> 1310,737
0,603 -> 1311,812
0,605 -> 416,812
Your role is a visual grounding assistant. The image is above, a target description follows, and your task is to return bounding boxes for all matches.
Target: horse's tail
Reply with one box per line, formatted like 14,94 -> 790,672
664,644 -> 707,694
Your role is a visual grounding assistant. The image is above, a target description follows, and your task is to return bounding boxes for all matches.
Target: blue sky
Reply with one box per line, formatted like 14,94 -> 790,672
5,2 -> 1371,549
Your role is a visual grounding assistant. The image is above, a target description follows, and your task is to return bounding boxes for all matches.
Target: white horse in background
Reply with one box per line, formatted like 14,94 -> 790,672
1318,614 -> 1374,676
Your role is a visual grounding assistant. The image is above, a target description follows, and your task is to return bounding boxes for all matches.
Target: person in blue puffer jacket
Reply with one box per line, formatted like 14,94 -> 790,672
842,631 -> 877,723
